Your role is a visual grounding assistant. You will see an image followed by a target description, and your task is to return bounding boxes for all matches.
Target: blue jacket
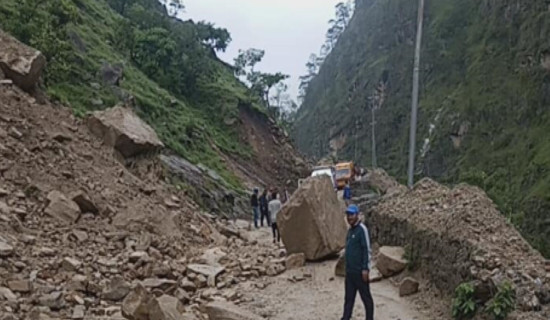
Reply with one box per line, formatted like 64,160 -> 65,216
343,185 -> 352,200
345,222 -> 371,274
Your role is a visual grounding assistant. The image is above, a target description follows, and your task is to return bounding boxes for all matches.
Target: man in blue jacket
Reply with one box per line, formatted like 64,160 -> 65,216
341,204 -> 374,320
343,182 -> 352,205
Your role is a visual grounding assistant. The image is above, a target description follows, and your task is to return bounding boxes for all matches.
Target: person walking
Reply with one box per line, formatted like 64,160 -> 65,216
343,182 -> 352,205
259,189 -> 271,227
341,204 -> 374,320
268,192 -> 282,244
250,188 -> 260,228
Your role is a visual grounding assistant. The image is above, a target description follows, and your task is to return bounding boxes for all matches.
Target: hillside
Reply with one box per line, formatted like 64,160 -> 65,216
294,0 -> 550,256
0,0 -> 307,195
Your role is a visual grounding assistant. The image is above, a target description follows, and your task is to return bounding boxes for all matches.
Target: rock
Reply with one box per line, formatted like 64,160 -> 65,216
335,254 -> 345,277
0,241 -> 14,257
218,225 -> 241,239
141,279 -> 177,292
277,176 -> 347,260
0,287 -> 16,301
369,268 -> 383,283
179,279 -> 196,292
62,257 -> 82,272
399,277 -> 419,297
148,295 -> 186,320
44,190 -> 81,224
187,264 -> 225,279
8,127 -> 22,139
285,253 -> 306,270
52,132 -> 72,143
70,230 -> 89,242
205,301 -> 263,320
100,62 -> 123,86
67,275 -> 88,292
7,280 -> 31,293
71,191 -> 99,214
86,105 -> 164,158
122,284 -> 152,320
0,30 -> 46,91
129,251 -> 149,263
39,291 -> 65,310
102,276 -> 131,301
71,305 -> 85,319
376,246 -> 408,277
174,289 -> 190,304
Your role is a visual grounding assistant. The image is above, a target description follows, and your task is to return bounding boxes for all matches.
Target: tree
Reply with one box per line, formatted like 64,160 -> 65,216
196,21 -> 231,52
234,48 -> 265,77
161,0 -> 185,17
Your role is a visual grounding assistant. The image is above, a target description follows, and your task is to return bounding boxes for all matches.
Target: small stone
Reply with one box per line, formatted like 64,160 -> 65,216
52,132 -> 72,143
0,287 -> 17,301
129,251 -> 149,263
285,253 -> 306,270
8,127 -> 23,139
0,241 -> 14,257
39,291 -> 65,310
180,279 -> 196,292
0,188 -> 8,196
72,305 -> 85,319
121,284 -> 152,320
399,277 -> 420,297
7,280 -> 31,293
71,191 -> 99,214
101,276 -> 130,301
62,257 -> 82,272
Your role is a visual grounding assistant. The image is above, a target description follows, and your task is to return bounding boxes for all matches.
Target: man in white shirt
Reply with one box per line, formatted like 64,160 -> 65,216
268,192 -> 282,244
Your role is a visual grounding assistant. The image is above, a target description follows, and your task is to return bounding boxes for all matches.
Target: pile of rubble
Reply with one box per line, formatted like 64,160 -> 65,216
367,170 -> 550,318
0,30 -> 291,319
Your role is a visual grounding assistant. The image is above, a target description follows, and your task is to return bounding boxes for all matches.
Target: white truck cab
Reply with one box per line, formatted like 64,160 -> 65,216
310,166 -> 337,190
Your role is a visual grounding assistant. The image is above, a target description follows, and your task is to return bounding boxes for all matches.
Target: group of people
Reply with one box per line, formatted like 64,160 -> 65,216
250,187 -> 284,244
249,183 -> 374,320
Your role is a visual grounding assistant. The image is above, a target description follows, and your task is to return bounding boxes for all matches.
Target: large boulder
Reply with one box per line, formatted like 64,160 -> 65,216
377,246 -> 408,277
205,301 -> 263,320
277,176 -> 347,261
0,30 -> 46,91
87,105 -> 164,159
44,191 -> 81,224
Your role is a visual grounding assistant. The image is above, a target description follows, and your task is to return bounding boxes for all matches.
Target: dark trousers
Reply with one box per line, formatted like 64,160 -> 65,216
342,273 -> 374,320
260,207 -> 270,226
271,222 -> 280,242
252,206 -> 259,228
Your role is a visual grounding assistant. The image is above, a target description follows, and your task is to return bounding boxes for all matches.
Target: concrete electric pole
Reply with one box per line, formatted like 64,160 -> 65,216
407,0 -> 425,188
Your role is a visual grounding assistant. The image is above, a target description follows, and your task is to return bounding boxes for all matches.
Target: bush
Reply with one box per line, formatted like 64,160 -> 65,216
484,282 -> 515,320
403,243 -> 420,271
452,282 -> 477,319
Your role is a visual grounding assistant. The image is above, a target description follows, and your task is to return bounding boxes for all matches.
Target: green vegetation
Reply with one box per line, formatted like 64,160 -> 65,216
485,282 -> 516,320
451,282 -> 477,319
403,243 -> 420,271
0,0 -> 270,190
294,0 -> 550,257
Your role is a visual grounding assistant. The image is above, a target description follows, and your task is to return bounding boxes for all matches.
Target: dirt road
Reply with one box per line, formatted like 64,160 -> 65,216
233,226 -> 439,320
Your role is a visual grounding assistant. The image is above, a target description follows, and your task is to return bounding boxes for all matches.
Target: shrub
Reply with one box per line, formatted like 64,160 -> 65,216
484,281 -> 515,320
452,282 -> 477,319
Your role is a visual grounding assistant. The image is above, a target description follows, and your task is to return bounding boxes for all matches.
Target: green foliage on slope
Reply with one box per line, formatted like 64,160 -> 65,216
294,0 -> 550,256
0,0 -> 264,189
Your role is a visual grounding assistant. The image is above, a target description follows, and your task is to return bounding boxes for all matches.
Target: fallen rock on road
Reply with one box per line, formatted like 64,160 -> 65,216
376,246 -> 407,277
278,176 -> 347,261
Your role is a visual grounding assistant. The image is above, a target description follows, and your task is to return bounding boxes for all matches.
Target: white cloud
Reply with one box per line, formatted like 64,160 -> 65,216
184,0 -> 342,100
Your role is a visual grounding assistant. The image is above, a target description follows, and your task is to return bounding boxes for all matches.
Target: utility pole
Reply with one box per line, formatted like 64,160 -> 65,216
371,105 -> 377,168
407,0 -> 425,188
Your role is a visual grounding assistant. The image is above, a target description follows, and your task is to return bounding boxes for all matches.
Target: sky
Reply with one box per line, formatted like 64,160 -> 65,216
183,0 -> 343,101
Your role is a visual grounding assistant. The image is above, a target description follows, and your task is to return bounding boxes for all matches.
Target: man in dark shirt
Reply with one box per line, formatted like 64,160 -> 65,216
250,188 -> 259,228
259,189 -> 271,227
341,204 -> 374,320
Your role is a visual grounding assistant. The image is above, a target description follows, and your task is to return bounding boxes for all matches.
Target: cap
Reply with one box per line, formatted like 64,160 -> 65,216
345,204 -> 359,215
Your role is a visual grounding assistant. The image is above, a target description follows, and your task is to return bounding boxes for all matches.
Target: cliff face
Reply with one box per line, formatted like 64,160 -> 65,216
294,0 -> 550,256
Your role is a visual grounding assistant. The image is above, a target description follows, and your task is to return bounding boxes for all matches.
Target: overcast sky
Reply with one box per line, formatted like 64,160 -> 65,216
184,0 -> 343,101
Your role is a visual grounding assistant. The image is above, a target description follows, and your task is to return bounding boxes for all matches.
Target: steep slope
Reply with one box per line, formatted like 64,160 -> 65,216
294,0 -> 550,256
0,0 -> 306,193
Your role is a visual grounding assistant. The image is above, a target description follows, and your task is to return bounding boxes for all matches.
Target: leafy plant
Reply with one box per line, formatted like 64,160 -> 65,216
452,282 -> 477,319
484,282 -> 515,320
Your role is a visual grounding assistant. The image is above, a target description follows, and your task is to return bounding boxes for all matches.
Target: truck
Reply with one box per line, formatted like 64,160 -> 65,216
335,162 -> 354,189
310,165 -> 337,190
